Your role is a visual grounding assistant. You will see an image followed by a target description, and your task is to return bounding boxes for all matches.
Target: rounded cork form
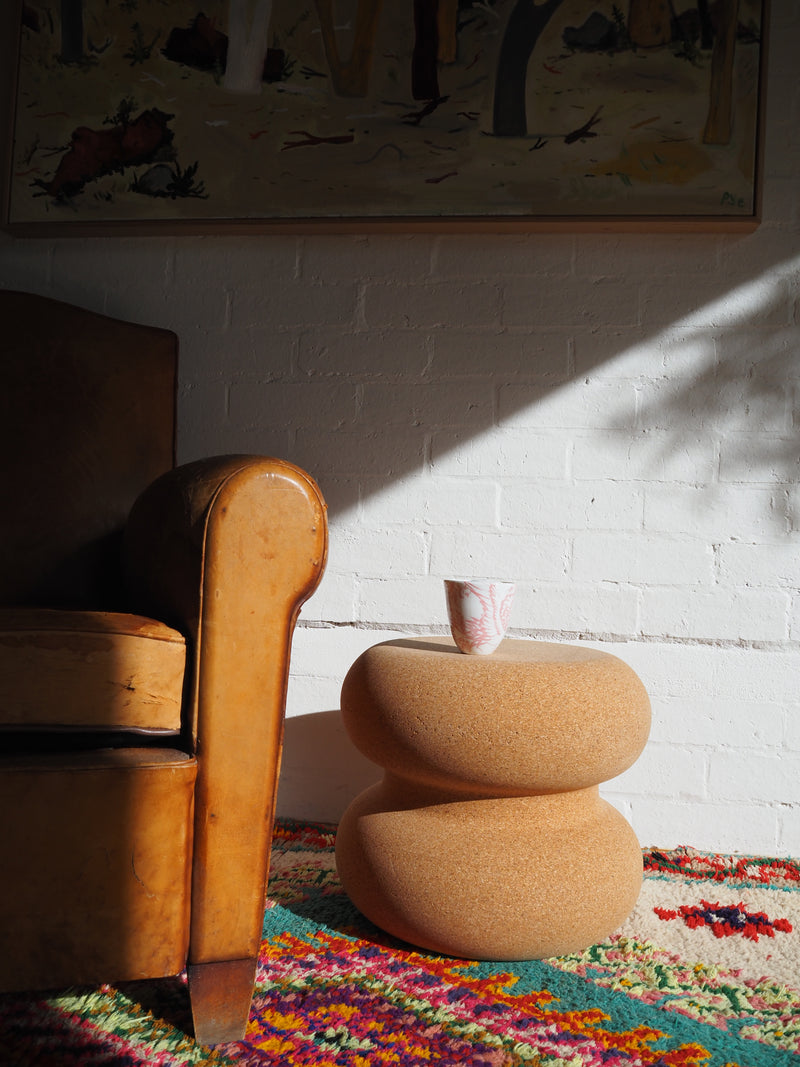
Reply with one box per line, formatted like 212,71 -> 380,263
336,637 -> 652,960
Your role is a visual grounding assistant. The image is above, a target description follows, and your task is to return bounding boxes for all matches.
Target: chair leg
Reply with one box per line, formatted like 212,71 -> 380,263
187,957 -> 257,1046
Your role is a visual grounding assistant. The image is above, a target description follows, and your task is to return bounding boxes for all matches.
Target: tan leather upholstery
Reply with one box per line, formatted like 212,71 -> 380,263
0,291 -> 328,1045
124,455 -> 329,965
0,609 -> 186,731
0,290 -> 176,610
0,748 -> 197,989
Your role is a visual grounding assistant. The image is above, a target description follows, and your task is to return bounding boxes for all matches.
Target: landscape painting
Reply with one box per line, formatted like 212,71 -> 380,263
3,0 -> 766,229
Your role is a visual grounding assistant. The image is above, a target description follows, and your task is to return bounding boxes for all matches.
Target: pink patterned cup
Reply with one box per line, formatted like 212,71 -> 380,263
444,579 -> 516,655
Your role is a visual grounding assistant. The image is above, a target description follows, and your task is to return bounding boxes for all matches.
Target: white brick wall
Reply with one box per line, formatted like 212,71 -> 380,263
2,1 -> 798,856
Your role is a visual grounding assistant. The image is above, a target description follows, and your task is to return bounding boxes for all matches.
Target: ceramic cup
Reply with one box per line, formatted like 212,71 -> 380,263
444,579 -> 516,655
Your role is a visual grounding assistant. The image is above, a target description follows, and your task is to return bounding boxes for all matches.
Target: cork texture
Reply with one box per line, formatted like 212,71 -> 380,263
340,637 -> 651,794
336,780 -> 643,960
336,637 -> 651,959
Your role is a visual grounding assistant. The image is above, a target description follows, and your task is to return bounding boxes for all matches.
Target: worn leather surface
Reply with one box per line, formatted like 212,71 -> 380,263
0,748 -> 197,991
0,293 -> 329,1036
0,608 -> 186,731
125,455 -> 329,964
0,290 -> 176,610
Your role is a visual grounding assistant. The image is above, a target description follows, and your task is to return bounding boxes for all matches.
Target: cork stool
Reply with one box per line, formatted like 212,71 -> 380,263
335,637 -> 651,960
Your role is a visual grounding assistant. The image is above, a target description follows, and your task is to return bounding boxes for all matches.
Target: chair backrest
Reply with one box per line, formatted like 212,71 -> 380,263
0,290 -> 177,610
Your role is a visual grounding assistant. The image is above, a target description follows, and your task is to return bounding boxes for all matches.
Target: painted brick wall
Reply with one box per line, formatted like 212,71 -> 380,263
2,2 -> 798,855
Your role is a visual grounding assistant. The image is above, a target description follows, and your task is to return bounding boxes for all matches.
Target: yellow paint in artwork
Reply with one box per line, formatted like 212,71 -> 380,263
590,140 -> 713,187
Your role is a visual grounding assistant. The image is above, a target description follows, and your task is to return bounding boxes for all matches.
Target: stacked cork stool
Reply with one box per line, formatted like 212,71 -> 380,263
335,637 -> 651,960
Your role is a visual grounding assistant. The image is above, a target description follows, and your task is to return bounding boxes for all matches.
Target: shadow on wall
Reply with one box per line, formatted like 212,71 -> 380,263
267,259 -> 799,822
276,710 -> 380,823
205,255 -> 799,532
625,323 -> 799,513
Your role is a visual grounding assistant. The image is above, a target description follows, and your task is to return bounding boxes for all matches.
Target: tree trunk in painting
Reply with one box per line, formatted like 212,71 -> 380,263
696,0 -> 714,50
627,0 -> 671,48
413,0 -> 440,100
492,0 -> 564,138
437,0 -> 459,63
60,0 -> 83,63
312,0 -> 384,97
703,0 -> 739,144
224,0 -> 273,94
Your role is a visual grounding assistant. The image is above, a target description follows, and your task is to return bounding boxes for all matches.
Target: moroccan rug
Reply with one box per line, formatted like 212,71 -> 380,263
1,820 -> 798,1066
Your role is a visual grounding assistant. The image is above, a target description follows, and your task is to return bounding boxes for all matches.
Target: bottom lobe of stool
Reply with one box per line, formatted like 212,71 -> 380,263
335,780 -> 643,960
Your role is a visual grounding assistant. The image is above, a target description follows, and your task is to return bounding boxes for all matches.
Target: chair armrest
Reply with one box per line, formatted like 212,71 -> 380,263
124,455 -> 327,964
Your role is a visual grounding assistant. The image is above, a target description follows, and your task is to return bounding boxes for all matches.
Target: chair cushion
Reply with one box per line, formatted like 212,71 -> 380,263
0,608 -> 186,732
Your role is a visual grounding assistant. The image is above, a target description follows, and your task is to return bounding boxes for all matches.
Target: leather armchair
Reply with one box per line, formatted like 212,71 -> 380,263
0,291 -> 328,1045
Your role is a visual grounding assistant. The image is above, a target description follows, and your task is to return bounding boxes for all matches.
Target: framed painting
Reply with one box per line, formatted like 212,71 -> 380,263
1,0 -> 768,233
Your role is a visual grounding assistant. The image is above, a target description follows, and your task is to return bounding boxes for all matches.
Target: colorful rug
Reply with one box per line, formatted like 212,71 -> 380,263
1,821 -> 798,1066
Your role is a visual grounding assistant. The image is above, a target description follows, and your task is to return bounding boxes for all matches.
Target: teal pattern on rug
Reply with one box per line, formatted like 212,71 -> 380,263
0,818 -> 797,1065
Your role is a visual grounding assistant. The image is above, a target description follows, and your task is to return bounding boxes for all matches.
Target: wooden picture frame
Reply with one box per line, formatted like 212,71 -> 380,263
1,0 -> 768,235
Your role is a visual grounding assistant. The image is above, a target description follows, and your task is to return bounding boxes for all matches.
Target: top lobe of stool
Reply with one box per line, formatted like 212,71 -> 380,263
341,637 -> 650,795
